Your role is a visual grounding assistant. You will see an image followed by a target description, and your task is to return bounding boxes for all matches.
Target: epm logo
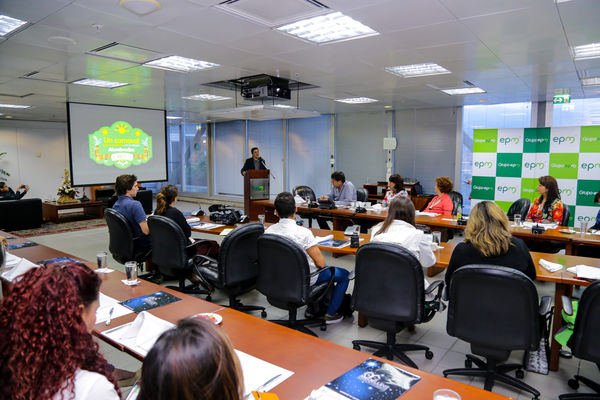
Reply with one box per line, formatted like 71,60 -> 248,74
497,185 -> 517,194
553,136 -> 576,145
474,161 -> 493,168
559,188 -> 573,197
577,215 -> 597,223
581,162 -> 600,171
524,162 -> 544,170
499,137 -> 520,145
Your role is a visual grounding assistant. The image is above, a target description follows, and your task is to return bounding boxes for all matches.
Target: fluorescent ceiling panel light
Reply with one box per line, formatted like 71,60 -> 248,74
0,15 -> 27,36
441,87 -> 486,95
182,94 -> 231,101
385,63 -> 451,78
72,78 -> 129,88
335,97 -> 379,104
144,56 -> 219,72
582,77 -> 600,86
0,103 -> 30,109
573,42 -> 600,61
272,104 -> 296,109
166,116 -> 182,119
277,12 -> 378,44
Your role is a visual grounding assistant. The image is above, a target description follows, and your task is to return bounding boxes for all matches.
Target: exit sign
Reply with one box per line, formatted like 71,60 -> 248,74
553,94 -> 571,104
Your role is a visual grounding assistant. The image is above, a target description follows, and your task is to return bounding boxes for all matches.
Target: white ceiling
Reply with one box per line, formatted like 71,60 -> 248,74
0,0 -> 599,121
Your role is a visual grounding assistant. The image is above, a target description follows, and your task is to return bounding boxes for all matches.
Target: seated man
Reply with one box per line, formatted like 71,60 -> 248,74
0,182 -> 29,200
266,192 -> 350,324
317,171 -> 356,229
111,174 -> 151,253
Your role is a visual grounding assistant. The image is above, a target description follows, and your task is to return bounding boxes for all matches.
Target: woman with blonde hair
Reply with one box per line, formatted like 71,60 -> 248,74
445,201 -> 535,286
138,317 -> 244,400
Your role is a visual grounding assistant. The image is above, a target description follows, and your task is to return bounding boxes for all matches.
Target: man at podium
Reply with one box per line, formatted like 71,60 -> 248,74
240,147 -> 267,176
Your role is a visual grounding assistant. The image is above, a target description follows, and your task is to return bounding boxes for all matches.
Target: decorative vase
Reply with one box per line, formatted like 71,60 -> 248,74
57,194 -> 78,204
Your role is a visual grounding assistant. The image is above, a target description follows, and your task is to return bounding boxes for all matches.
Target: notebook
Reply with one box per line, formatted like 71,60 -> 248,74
120,291 -> 182,313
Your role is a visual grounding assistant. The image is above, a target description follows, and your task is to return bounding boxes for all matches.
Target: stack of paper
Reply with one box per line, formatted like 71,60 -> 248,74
102,311 -> 175,356
235,350 -> 293,397
96,292 -> 134,324
539,259 -> 563,273
315,235 -> 334,242
522,221 -> 558,230
1,252 -> 38,282
416,211 -> 439,217
566,265 -> 600,280
186,217 -> 200,224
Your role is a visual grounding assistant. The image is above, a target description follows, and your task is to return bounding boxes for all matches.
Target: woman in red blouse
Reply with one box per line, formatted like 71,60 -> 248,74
526,175 -> 564,224
424,176 -> 454,215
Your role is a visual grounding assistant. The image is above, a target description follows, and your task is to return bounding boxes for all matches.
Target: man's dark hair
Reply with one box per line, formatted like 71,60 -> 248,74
115,174 -> 137,196
274,192 -> 295,218
250,147 -> 259,154
331,171 -> 345,183
0,182 -> 5,188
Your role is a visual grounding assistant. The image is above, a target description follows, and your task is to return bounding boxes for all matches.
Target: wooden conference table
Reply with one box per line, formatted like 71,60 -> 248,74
1,231 -> 511,400
191,217 -> 600,372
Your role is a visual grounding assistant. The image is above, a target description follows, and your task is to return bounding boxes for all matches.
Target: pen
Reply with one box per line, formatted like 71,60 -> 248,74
254,373 -> 282,394
105,307 -> 114,326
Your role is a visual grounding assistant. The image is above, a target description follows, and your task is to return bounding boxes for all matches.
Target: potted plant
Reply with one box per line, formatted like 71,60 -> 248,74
57,169 -> 78,204
0,152 -> 9,183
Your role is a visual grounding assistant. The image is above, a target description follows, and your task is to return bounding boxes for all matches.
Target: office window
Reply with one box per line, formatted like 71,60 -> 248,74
461,102 -> 532,213
182,123 -> 208,193
139,124 -> 182,193
552,98 -> 600,126
288,116 -> 333,197
248,120 -> 284,197
214,121 -> 245,196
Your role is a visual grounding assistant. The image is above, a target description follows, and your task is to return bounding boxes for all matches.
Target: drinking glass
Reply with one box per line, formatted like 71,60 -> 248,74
125,261 -> 138,283
96,251 -> 107,269
258,214 -> 265,225
580,220 -> 588,238
432,231 -> 442,245
514,214 -> 522,226
433,389 -> 461,400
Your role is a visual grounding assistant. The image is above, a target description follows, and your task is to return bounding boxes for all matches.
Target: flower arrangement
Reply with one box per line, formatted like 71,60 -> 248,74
57,169 -> 78,203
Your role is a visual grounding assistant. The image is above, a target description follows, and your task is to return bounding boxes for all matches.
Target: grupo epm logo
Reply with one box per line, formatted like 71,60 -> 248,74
497,185 -> 517,194
474,161 -> 493,169
552,136 -> 576,145
499,137 -> 520,145
473,185 -> 493,191
524,162 -> 544,170
559,188 -> 573,197
579,190 -> 597,197
474,138 -> 496,144
582,136 -> 599,143
551,162 -> 577,169
581,162 -> 600,171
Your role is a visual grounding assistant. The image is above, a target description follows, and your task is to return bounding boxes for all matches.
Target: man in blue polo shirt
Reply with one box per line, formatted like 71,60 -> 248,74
112,174 -> 151,251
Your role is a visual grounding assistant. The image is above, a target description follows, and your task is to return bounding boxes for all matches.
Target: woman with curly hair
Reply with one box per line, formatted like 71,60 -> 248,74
0,262 -> 120,400
424,176 -> 454,215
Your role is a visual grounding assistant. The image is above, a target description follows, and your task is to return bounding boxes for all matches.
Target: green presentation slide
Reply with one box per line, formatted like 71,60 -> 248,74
471,126 -> 600,227
88,121 -> 153,169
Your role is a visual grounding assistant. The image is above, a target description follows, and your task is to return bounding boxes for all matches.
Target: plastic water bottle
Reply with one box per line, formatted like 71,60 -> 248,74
457,203 -> 462,220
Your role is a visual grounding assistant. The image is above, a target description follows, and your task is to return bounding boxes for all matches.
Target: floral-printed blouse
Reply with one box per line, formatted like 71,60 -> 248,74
526,197 -> 564,224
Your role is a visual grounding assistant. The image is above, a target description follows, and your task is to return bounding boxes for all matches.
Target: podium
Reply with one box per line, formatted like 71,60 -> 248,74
244,169 -> 270,220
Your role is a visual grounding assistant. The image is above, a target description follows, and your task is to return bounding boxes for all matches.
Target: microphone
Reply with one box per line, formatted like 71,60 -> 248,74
259,157 -> 275,180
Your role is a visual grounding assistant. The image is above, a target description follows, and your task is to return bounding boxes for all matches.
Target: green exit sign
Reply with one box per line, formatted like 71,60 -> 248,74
553,94 -> 571,104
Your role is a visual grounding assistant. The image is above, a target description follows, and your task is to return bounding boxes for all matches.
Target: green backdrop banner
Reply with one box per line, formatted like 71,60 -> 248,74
471,126 -> 600,227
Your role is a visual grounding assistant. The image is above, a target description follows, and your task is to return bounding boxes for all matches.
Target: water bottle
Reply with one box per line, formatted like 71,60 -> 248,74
350,232 -> 360,248
457,203 -> 462,220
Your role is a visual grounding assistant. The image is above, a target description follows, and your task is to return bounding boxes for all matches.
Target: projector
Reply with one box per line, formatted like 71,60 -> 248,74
241,76 -> 291,101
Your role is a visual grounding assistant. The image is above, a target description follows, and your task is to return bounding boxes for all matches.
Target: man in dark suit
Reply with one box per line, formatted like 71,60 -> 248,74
240,147 -> 267,176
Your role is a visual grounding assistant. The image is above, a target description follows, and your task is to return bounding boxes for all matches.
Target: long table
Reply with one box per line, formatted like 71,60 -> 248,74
1,231 -> 512,400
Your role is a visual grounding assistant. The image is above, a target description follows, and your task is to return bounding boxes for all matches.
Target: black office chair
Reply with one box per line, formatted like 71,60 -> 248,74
356,188 -> 369,202
147,215 -> 210,296
562,204 -> 571,227
448,191 -> 463,215
351,243 -> 444,369
105,208 -> 151,266
443,265 -> 552,398
292,185 -> 317,228
507,198 -> 531,221
558,281 -> 600,400
256,234 -> 334,336
195,223 -> 266,317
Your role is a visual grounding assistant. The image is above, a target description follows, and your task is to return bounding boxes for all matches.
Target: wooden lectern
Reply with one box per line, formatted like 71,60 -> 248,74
244,169 -> 270,220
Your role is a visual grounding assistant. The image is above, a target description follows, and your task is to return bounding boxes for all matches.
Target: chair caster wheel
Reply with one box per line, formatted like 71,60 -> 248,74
353,344 -> 361,351
515,369 -> 524,379
206,295 -> 212,302
465,359 -> 473,368
568,378 -> 579,389
425,350 -> 434,360
261,310 -> 267,318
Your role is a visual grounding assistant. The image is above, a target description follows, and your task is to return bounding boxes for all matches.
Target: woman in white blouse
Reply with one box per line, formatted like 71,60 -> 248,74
371,197 -> 436,297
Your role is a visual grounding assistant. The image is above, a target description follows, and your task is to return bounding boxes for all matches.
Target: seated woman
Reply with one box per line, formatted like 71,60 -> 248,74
424,176 -> 454,215
371,197 -> 436,298
382,174 -> 410,207
0,262 -> 120,400
154,184 -> 193,239
526,175 -> 564,224
446,201 -> 536,287
139,317 -> 243,400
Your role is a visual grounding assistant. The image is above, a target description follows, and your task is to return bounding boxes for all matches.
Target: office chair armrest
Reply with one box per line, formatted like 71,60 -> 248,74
194,254 -> 218,268
310,266 -> 336,304
561,295 -> 573,316
425,280 -> 444,297
538,296 -> 553,316
310,265 -> 335,278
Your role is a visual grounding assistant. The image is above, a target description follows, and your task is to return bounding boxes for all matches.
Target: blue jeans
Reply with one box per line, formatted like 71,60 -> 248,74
315,266 -> 350,316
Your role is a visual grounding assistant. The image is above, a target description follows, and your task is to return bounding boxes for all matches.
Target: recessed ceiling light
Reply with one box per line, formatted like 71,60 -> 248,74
5,115 -> 13,118
572,42 -> 600,61
206,120 -> 212,122
440,87 -> 486,95
277,12 -> 378,44
385,63 -> 451,78
144,56 -> 219,73
582,77 -> 600,86
119,0 -> 162,16
47,36 -> 77,45
71,78 -> 129,88
0,15 -> 27,36
272,104 -> 296,109
166,116 -> 182,120
335,97 -> 379,104
384,105 -> 393,109
182,94 -> 231,101
0,103 -> 30,109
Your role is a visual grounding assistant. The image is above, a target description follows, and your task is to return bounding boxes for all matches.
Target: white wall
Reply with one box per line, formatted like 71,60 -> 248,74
0,120 -> 69,200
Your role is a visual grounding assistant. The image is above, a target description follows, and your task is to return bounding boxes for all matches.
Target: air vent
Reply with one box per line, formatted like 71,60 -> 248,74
87,42 -> 161,64
0,92 -> 34,98
214,0 -> 329,27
